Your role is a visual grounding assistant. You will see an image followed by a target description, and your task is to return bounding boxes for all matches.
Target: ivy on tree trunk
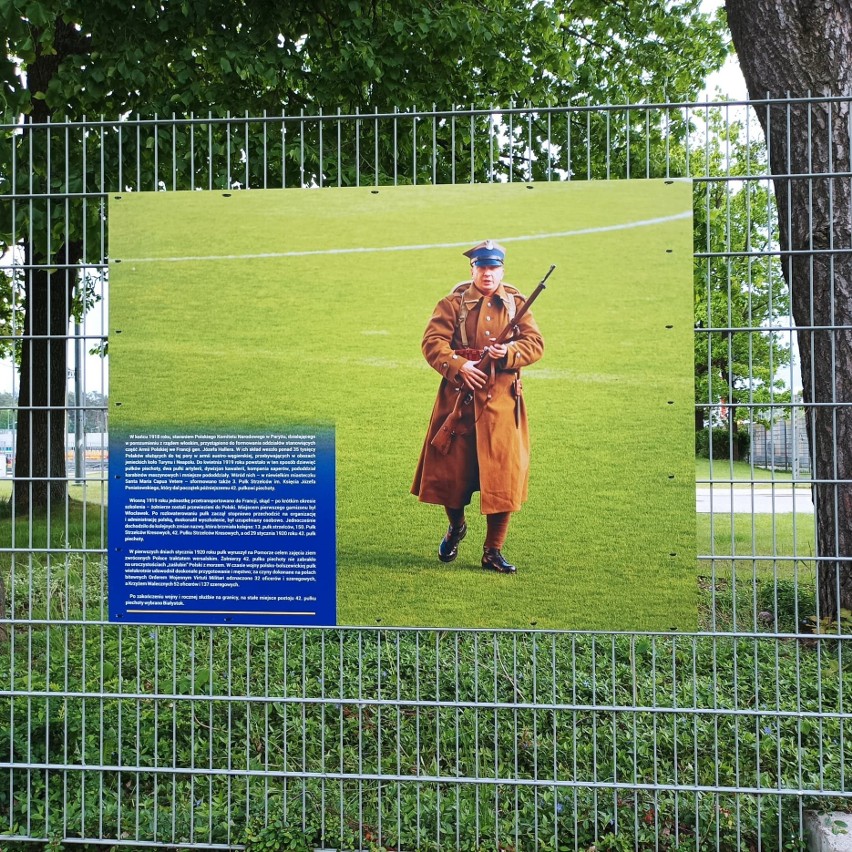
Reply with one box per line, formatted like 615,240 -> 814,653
725,0 -> 852,620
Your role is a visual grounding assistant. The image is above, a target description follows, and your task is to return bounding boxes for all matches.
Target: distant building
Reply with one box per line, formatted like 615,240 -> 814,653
749,413 -> 811,474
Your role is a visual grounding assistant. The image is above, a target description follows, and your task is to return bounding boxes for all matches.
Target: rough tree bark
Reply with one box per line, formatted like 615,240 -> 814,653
725,1 -> 852,620
12,241 -> 80,512
11,21 -> 87,514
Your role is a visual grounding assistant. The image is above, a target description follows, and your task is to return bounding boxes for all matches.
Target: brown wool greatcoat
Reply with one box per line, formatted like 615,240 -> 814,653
411,281 -> 544,514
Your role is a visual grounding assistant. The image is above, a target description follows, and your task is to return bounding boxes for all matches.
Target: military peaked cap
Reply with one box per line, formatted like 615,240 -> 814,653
463,240 -> 506,267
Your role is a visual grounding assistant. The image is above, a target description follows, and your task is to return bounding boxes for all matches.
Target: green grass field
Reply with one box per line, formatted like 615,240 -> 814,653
109,181 -> 696,630
695,457 -> 812,488
0,473 -> 818,627
0,478 -> 105,506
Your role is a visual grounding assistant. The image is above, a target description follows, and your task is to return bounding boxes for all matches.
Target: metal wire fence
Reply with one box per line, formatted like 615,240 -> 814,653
0,99 -> 849,850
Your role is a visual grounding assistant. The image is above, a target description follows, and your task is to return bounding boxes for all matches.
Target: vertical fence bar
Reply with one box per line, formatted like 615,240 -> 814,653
355,107 -> 360,188
392,106 -> 398,186
431,104 -> 437,185
412,106 -> 418,185
337,108 -> 342,188
372,107 -> 379,186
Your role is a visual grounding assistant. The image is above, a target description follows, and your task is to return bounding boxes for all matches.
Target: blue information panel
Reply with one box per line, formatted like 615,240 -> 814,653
108,430 -> 336,625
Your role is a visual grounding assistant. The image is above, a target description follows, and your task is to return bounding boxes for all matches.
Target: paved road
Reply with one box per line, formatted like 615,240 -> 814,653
696,487 -> 814,514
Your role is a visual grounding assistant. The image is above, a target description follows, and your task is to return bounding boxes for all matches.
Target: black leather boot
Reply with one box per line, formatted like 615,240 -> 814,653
438,522 -> 467,563
482,547 -> 517,574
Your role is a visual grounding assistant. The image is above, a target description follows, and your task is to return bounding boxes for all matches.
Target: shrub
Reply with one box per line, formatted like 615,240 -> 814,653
695,427 -> 750,460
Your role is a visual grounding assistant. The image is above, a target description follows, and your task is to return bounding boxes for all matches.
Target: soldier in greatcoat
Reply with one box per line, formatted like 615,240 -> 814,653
411,241 -> 544,573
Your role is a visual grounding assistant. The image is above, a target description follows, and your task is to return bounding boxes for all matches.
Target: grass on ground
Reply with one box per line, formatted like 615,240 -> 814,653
0,477 -> 107,505
0,478 -> 832,850
695,457 -> 812,488
0,612 -> 845,851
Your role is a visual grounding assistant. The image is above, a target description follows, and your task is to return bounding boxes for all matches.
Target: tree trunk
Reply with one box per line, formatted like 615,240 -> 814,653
726,0 -> 852,621
13,241 -> 79,513
10,22 -> 84,515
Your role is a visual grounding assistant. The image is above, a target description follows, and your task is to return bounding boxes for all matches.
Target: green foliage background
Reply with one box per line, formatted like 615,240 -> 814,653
1,0 -> 730,352
109,180 -> 695,631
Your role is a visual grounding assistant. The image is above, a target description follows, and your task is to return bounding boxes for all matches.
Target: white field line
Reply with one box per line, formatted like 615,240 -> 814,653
117,210 -> 693,264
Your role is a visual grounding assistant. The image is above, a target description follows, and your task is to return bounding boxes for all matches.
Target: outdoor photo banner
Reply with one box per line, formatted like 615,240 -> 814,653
108,180 -> 695,630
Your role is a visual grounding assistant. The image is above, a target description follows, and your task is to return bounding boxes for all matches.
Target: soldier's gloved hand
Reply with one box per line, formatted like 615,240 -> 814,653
459,359 -> 488,390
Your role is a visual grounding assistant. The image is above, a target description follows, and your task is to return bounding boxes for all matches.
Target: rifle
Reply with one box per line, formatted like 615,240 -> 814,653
430,264 -> 555,455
